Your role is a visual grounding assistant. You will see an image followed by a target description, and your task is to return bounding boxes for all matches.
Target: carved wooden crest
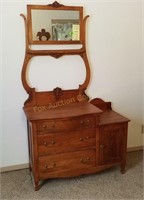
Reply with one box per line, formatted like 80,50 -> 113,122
53,87 -> 63,100
48,1 -> 64,7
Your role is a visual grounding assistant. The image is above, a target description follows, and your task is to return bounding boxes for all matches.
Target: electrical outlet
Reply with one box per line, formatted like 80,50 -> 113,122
141,125 -> 144,134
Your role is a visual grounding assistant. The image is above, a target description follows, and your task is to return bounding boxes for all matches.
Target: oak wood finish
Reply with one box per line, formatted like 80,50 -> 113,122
24,98 -> 129,190
20,1 -> 91,96
21,2 -> 130,191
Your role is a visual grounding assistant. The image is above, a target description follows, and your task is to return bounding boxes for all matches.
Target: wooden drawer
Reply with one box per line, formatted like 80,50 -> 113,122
38,128 -> 96,156
37,116 -> 96,133
38,149 -> 95,176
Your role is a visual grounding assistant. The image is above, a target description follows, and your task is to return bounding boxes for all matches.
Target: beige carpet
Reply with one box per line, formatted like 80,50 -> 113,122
1,151 -> 143,200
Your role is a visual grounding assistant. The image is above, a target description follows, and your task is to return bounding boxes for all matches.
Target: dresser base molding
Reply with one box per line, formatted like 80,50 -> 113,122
30,162 -> 124,191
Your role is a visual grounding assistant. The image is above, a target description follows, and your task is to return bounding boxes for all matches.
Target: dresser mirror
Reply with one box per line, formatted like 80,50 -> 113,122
27,2 -> 83,44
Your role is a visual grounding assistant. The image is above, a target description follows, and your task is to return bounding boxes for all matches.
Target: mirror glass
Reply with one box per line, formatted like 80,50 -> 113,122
27,3 -> 83,44
31,10 -> 80,42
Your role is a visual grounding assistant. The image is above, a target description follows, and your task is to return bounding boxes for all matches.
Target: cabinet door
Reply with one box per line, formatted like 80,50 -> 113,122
99,123 -> 127,165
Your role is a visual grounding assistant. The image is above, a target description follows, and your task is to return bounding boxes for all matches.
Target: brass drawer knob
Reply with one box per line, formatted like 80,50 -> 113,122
45,163 -> 56,169
80,136 -> 90,141
43,141 -> 56,146
51,141 -> 56,145
100,144 -> 104,149
51,163 -> 56,168
42,124 -> 46,129
52,123 -> 55,128
43,142 -> 48,146
80,157 -> 90,163
45,165 -> 48,169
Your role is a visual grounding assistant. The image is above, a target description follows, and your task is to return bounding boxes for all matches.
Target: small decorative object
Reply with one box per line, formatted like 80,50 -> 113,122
36,29 -> 51,41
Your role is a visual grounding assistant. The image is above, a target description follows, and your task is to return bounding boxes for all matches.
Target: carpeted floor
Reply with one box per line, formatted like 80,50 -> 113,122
1,151 -> 143,200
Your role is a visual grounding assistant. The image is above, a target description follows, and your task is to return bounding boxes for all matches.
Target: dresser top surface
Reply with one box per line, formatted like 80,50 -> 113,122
99,110 -> 130,125
23,102 -> 103,121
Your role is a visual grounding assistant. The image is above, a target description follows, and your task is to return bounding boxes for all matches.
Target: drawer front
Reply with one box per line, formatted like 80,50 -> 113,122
38,129 -> 96,156
37,116 -> 96,133
38,149 -> 95,175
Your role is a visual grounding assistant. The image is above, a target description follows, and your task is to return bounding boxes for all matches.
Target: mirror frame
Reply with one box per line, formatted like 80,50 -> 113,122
27,2 -> 83,45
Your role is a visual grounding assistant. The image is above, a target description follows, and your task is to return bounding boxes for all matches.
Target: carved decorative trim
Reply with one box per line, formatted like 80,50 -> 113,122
50,54 -> 63,59
90,98 -> 112,111
24,89 -> 35,105
48,1 -> 64,7
53,87 -> 63,100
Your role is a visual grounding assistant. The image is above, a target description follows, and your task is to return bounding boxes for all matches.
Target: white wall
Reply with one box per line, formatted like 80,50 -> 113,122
1,0 -> 143,168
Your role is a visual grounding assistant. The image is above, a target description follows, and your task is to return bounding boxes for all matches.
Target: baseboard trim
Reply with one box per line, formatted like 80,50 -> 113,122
0,163 -> 29,173
127,146 -> 143,152
1,146 -> 143,172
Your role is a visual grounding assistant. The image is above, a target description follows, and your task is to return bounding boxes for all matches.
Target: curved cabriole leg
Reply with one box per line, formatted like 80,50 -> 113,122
34,181 -> 40,191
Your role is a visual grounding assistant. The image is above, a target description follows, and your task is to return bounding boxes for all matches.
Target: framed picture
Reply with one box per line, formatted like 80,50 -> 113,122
51,19 -> 79,41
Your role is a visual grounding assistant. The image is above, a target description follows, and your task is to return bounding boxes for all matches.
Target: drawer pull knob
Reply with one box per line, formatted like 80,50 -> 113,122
43,142 -> 48,146
43,141 -> 56,146
86,136 -> 89,139
42,125 -> 46,129
52,122 -> 55,128
87,119 -> 90,123
51,163 -> 56,168
80,137 -> 83,141
80,121 -> 84,124
80,158 -> 90,163
100,144 -> 104,149
45,165 -> 48,169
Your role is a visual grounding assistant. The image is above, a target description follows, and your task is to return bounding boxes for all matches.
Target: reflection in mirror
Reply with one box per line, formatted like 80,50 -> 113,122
31,10 -> 80,42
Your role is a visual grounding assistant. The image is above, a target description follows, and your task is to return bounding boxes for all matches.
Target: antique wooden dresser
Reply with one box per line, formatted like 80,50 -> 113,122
21,1 -> 130,190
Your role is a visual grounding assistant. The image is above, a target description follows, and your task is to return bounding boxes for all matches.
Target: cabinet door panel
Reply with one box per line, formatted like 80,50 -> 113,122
99,124 -> 126,165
